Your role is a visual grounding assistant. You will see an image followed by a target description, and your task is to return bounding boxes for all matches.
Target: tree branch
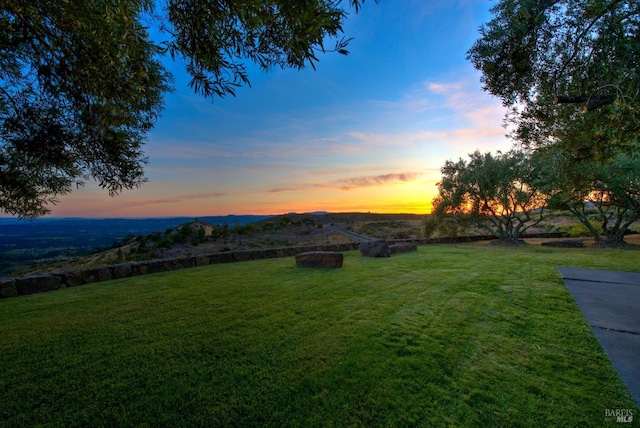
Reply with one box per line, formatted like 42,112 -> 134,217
554,94 -> 616,111
554,95 -> 589,104
554,0 -> 625,83
584,94 -> 616,111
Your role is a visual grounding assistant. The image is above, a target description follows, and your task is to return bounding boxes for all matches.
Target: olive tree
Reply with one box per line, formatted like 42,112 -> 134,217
1,0 -> 373,218
467,0 -> 640,245
534,143 -> 640,245
467,0 -> 639,114
432,150 -> 546,243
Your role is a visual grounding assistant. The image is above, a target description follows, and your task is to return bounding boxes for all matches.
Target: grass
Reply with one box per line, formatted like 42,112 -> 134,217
1,242 -> 639,427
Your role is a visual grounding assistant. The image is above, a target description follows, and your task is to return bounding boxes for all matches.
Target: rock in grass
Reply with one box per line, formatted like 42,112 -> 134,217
14,275 -> 62,295
0,278 -> 17,298
359,240 -> 391,258
295,251 -> 343,268
389,243 -> 417,254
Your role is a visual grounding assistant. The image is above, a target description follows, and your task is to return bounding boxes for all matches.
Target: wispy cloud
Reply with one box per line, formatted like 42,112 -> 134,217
427,81 -> 463,95
338,172 -> 422,190
266,171 -> 423,194
268,187 -> 301,194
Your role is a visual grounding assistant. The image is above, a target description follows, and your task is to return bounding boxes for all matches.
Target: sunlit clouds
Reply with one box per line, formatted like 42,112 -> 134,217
338,172 -> 422,190
48,1 -> 513,218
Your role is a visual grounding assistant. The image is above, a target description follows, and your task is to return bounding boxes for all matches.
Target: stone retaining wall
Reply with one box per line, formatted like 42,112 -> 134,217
0,232 -> 563,299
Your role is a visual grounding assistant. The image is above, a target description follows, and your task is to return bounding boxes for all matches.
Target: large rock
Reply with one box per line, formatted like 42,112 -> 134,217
359,240 -> 391,258
15,275 -> 62,295
196,256 -> 211,266
232,251 -> 252,262
80,267 -> 112,284
390,243 -> 418,254
112,264 -> 133,279
295,251 -> 343,268
0,278 -> 17,298
60,271 -> 84,287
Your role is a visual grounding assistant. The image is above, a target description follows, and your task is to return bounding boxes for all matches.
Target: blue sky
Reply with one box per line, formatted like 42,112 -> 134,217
51,0 -> 512,217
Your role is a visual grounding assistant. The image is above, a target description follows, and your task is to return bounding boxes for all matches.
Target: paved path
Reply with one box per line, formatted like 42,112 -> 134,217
557,267 -> 640,406
325,225 -> 376,242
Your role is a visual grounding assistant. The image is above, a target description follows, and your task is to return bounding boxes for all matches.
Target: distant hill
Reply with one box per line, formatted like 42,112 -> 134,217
0,215 -> 271,251
0,215 -> 271,276
254,212 -> 427,226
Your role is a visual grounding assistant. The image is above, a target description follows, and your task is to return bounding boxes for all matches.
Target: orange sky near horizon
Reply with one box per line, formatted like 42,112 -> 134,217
45,176 -> 437,218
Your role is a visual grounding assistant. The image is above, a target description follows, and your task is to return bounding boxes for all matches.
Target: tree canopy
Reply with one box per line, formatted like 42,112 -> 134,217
534,143 -> 640,244
468,0 -> 639,110
467,0 -> 639,156
432,150 -> 546,243
467,0 -> 640,245
1,0 -> 373,218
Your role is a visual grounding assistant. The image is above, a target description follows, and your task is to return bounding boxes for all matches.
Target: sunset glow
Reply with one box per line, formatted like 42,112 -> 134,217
45,2 -> 513,218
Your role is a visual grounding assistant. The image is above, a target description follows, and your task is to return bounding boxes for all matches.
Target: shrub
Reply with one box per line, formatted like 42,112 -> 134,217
262,221 -> 277,231
422,217 -> 438,238
422,215 -> 460,238
157,239 -> 172,249
191,229 -> 207,245
279,217 -> 292,227
234,224 -> 260,235
172,233 -> 186,244
561,221 -> 603,238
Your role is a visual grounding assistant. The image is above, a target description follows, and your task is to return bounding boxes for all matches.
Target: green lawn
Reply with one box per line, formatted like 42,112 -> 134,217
1,243 -> 639,427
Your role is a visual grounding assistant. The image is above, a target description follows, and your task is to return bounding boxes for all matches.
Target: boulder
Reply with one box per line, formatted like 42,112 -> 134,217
390,243 -> 418,254
112,264 -> 133,279
0,278 -> 17,298
196,256 -> 211,266
359,240 -> 391,258
232,251 -> 252,262
60,271 -> 84,287
79,267 -> 112,283
250,250 -> 265,260
217,252 -> 234,264
162,260 -> 182,271
295,251 -> 344,268
15,275 -> 62,295
130,262 -> 148,276
146,261 -> 163,274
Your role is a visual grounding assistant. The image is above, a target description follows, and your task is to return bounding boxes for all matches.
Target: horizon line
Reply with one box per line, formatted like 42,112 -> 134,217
0,211 -> 431,221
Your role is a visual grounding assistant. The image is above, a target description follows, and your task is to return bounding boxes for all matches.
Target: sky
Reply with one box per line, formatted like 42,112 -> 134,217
49,0 -> 513,218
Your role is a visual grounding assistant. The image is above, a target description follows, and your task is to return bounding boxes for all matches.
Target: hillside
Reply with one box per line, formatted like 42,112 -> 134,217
2,213 -> 427,276
0,215 -> 269,276
4,211 -> 640,277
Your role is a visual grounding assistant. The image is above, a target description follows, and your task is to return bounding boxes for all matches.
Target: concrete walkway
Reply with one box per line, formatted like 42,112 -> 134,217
557,267 -> 640,406
324,225 -> 376,242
